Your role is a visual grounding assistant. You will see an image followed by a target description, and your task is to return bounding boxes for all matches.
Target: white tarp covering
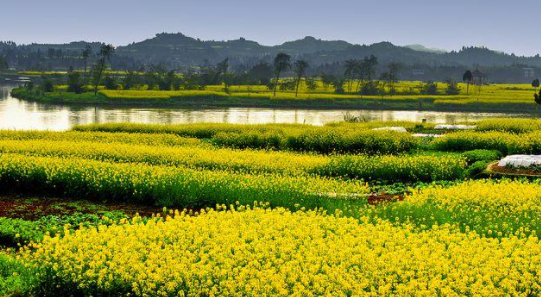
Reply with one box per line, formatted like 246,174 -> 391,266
412,133 -> 445,138
498,155 -> 541,167
435,124 -> 476,130
372,127 -> 408,133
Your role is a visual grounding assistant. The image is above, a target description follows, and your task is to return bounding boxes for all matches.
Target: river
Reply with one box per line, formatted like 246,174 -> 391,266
0,84 -> 534,131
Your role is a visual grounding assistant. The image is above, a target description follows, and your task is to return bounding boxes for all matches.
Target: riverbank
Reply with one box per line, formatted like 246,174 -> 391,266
10,87 -> 541,113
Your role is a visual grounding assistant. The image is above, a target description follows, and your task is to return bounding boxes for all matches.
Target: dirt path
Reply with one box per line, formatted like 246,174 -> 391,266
0,194 -> 164,220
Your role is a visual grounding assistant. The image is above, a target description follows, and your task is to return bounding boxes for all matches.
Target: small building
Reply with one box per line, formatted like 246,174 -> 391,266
411,69 -> 425,76
523,68 -> 535,78
471,69 -> 487,85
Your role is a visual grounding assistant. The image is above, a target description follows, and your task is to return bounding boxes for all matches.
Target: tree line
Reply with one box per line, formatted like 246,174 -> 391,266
22,45 -> 470,97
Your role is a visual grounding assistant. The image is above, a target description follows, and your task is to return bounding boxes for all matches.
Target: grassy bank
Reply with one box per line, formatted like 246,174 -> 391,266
10,82 -> 541,112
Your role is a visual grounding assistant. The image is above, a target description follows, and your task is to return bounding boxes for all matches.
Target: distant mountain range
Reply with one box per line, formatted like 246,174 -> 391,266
1,32 -> 540,82
404,44 -> 447,54
111,33 -> 541,68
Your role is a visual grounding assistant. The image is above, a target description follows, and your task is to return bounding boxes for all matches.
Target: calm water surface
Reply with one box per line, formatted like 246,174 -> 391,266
0,84 -> 535,131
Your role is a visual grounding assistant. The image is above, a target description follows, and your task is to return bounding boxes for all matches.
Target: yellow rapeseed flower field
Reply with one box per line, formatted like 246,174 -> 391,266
24,206 -> 541,296
374,179 -> 541,238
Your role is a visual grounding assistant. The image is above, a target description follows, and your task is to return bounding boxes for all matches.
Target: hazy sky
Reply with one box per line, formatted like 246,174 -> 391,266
1,0 -> 539,56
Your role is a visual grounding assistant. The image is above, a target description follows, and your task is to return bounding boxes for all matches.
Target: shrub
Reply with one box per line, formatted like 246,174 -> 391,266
40,80 -> 54,92
461,149 -> 502,164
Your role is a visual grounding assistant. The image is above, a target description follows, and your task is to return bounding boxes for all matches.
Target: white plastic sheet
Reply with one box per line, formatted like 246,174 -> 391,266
498,155 -> 541,168
434,124 -> 476,130
372,127 -> 408,133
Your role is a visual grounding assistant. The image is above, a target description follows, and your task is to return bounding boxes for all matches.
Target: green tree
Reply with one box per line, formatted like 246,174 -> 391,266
305,77 -> 317,92
293,60 -> 309,97
343,59 -> 359,92
320,73 -> 335,91
67,71 -> 84,94
104,75 -> 119,90
445,79 -> 460,95
82,45 -> 92,82
272,53 -> 291,97
216,58 -> 229,91
247,62 -> 273,85
0,56 -> 8,71
92,44 -> 115,95
24,81 -> 34,91
420,81 -> 438,95
357,55 -> 378,96
535,89 -> 541,105
379,63 -> 401,95
532,79 -> 540,92
41,80 -> 54,92
332,77 -> 345,94
463,70 -> 473,94
123,71 -> 138,90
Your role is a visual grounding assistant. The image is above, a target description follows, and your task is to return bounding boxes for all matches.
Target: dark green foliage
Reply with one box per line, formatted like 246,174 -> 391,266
104,75 -> 119,90
92,44 -> 115,95
67,71 -> 84,94
293,60 -> 308,97
122,71 -> 139,90
246,62 -> 273,85
0,254 -> 35,296
420,81 -> 438,95
0,212 -> 127,247
272,53 -> 291,96
0,56 -> 8,71
360,80 -> 381,95
461,149 -> 502,165
465,160 -> 491,177
320,73 -> 335,90
305,77 -> 317,91
332,77 -> 345,94
41,80 -> 54,92
445,79 -> 460,95
24,81 -> 34,91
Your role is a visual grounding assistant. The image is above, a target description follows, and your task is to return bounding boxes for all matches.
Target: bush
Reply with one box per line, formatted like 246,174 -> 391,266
445,79 -> 460,95
465,160 -> 490,177
40,80 -> 54,92
67,72 -> 84,94
461,149 -> 502,164
420,81 -> 438,95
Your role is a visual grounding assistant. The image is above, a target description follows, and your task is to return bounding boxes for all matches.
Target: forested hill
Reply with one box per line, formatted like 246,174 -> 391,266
114,33 -> 541,68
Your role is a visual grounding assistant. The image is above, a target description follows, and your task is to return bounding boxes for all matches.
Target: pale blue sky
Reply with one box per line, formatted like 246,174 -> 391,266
1,0 -> 538,56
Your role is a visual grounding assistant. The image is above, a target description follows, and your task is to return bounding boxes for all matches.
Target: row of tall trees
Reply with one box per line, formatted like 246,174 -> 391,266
38,49 -> 474,98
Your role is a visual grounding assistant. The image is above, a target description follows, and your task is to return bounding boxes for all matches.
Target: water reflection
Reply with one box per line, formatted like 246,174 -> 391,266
0,84 -> 534,131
